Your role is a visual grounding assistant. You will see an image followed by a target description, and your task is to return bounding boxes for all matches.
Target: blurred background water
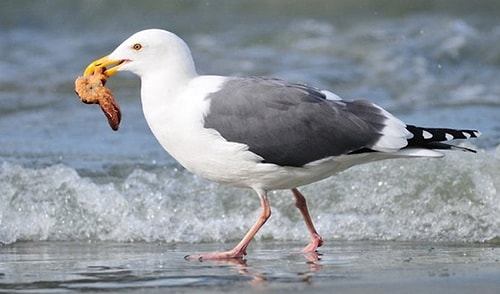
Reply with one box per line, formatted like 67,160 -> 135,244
1,0 -> 499,245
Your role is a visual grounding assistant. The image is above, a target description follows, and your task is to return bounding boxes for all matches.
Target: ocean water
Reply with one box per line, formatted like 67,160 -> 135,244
2,1 -> 500,292
0,1 -> 500,244
1,241 -> 499,293
1,0 -> 500,248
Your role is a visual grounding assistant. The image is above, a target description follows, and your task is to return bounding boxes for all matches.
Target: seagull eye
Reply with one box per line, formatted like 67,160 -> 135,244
132,43 -> 142,51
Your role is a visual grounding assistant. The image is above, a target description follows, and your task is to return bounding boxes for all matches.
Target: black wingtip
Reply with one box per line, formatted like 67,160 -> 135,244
406,125 -> 480,152
450,145 -> 477,153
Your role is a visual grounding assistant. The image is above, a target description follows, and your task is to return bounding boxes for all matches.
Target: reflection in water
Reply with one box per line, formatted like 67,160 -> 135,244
192,251 -> 323,287
0,241 -> 499,292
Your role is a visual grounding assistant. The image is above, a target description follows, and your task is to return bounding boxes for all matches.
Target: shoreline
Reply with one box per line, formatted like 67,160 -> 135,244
1,240 -> 498,293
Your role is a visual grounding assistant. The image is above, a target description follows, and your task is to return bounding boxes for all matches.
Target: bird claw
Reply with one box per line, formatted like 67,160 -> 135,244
184,249 -> 247,261
300,233 -> 323,253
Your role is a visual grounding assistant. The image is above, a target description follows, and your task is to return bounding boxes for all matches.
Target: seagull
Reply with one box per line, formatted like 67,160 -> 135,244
83,29 -> 480,260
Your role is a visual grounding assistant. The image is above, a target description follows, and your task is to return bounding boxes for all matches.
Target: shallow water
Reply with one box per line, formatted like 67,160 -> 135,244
1,0 -> 500,292
0,241 -> 499,293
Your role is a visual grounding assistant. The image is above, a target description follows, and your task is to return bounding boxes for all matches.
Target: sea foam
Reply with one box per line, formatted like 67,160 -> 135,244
1,146 -> 498,245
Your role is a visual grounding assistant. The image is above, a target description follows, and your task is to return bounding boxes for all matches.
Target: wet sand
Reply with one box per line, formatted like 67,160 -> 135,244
1,241 -> 498,293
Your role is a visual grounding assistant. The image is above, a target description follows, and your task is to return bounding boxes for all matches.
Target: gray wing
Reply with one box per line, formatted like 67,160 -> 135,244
203,77 -> 389,167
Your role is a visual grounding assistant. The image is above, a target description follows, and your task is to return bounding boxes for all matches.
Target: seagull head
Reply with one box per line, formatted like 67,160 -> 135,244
84,29 -> 197,80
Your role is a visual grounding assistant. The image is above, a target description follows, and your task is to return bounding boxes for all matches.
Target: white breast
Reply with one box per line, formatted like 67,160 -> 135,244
141,75 -> 267,186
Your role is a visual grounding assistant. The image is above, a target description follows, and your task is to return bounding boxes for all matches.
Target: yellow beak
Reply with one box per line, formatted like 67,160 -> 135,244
84,55 -> 124,77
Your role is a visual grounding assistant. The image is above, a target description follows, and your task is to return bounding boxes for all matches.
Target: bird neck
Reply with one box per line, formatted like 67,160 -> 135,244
141,67 -> 197,99
139,69 -> 198,130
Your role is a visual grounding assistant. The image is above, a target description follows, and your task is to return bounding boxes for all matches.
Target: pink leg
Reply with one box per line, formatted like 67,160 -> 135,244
185,193 -> 271,261
291,188 -> 323,253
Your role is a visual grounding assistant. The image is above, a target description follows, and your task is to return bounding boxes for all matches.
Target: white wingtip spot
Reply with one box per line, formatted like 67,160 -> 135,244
462,132 -> 471,139
422,130 -> 433,139
445,133 -> 454,140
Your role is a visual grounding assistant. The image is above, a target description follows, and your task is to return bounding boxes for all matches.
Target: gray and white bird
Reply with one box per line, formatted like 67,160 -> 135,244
83,29 -> 480,260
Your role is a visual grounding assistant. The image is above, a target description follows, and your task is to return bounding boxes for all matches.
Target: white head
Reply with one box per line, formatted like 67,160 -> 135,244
84,29 -> 197,80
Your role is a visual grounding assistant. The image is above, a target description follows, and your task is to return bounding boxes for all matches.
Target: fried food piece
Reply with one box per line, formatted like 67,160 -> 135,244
74,67 -> 121,131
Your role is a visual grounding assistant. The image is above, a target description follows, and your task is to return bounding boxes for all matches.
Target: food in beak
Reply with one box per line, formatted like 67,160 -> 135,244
74,66 -> 121,131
